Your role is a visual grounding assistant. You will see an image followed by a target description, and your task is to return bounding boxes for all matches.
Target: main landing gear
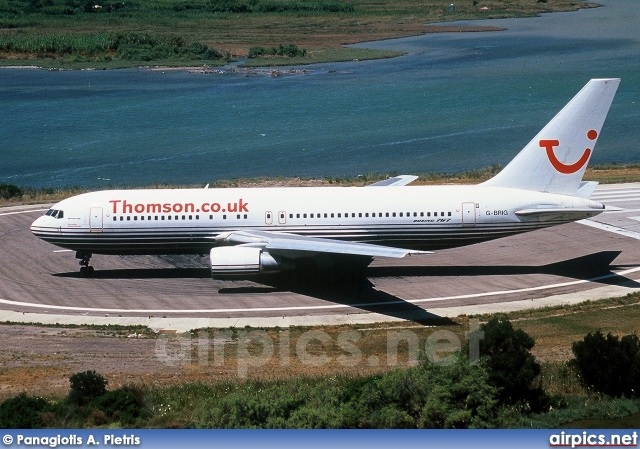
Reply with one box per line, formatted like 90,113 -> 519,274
76,251 -> 95,277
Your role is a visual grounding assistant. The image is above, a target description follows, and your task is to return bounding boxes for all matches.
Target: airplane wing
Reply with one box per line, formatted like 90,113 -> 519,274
367,175 -> 418,187
213,230 -> 432,259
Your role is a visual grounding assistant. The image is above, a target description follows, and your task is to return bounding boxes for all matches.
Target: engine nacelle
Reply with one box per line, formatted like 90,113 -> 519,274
210,246 -> 286,277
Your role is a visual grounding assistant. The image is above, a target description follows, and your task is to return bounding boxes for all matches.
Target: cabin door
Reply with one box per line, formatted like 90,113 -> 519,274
462,202 -> 476,227
90,207 -> 103,232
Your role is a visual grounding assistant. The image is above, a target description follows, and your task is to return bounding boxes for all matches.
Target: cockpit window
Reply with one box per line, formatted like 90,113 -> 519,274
45,209 -> 64,219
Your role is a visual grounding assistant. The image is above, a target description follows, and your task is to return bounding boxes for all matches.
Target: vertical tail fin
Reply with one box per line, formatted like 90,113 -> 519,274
482,78 -> 620,195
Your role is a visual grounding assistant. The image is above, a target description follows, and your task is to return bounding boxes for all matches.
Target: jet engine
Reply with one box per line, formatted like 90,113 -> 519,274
209,246 -> 289,277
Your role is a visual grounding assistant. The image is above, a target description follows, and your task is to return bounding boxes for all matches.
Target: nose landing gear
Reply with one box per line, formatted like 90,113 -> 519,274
76,251 -> 95,277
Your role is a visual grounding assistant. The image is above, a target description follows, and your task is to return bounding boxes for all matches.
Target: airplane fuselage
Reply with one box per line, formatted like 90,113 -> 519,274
31,184 -> 604,256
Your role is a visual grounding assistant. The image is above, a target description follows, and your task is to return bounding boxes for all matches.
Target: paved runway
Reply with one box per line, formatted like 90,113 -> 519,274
1,183 -> 640,330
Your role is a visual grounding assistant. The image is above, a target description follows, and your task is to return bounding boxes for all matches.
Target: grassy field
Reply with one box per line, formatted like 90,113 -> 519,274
0,0 -> 599,68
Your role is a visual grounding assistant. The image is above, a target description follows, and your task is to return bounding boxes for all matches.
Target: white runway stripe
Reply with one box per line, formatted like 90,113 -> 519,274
0,209 -> 46,217
1,265 -> 640,314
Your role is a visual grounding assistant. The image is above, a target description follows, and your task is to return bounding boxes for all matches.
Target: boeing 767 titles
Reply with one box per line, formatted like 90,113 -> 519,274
31,79 -> 620,277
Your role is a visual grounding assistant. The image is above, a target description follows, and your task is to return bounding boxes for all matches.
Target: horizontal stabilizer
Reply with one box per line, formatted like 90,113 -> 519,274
576,181 -> 599,199
368,175 -> 418,187
515,207 -> 604,220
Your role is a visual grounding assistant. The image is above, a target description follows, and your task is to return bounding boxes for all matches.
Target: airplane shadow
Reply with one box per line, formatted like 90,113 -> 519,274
366,250 -> 640,288
52,250 -> 638,325
218,250 -> 638,324
219,275 -> 455,326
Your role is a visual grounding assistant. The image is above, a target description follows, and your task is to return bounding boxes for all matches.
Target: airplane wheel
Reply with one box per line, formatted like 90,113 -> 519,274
80,266 -> 95,277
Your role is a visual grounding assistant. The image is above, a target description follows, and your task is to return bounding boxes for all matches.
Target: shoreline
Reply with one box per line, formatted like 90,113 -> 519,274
3,163 -> 640,207
0,24 -> 537,72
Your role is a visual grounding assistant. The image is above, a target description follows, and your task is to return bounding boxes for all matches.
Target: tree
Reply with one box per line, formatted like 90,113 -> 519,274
572,331 -> 640,397
0,393 -> 50,428
68,370 -> 107,406
477,315 -> 541,405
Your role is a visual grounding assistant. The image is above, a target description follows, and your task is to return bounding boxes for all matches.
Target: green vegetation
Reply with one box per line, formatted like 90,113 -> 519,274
475,315 -> 543,406
0,31 -> 223,64
572,331 -> 640,398
0,0 -> 599,68
4,309 -> 640,428
0,182 -> 22,200
0,371 -> 147,428
248,43 -> 306,58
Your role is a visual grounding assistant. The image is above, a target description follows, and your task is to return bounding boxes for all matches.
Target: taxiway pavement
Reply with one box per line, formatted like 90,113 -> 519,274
1,183 -> 640,331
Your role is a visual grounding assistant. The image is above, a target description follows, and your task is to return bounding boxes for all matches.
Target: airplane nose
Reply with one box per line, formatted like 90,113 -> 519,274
31,216 -> 46,234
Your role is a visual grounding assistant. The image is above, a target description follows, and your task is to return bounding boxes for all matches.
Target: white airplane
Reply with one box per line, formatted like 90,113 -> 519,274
32,78 -> 620,278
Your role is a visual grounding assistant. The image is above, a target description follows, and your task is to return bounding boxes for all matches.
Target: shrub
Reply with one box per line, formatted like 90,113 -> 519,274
476,315 -> 542,405
0,393 -> 50,428
93,386 -> 148,425
0,183 -> 23,200
572,331 -> 640,397
68,370 -> 107,406
248,44 -> 305,58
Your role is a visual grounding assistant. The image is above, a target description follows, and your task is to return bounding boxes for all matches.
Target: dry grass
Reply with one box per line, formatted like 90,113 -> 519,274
2,293 -> 640,399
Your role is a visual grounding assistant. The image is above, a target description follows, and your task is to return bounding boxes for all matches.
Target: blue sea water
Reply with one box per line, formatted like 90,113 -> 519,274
0,0 -> 638,188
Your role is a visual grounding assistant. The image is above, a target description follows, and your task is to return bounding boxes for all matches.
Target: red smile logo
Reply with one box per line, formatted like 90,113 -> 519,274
540,129 -> 598,175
